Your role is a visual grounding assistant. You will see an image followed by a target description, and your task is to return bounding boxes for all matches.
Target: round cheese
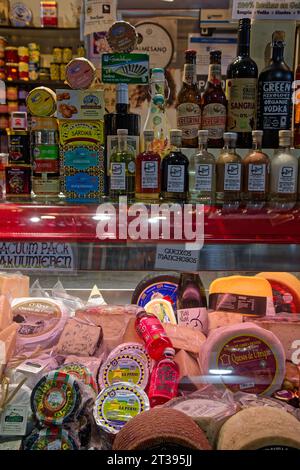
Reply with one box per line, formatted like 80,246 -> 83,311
98,352 -> 149,390
107,342 -> 151,370
217,406 -> 300,450
200,322 -> 286,396
57,363 -> 97,395
23,427 -> 79,450
132,274 -> 179,309
113,408 -> 212,450
256,272 -> 300,314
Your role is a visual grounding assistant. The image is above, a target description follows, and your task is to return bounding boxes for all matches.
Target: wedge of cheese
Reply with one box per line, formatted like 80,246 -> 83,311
0,322 -> 18,378
0,273 -> 29,300
164,323 -> 206,355
209,275 -> 273,317
208,310 -> 244,332
0,295 -> 12,331
256,272 -> 300,314
253,318 -> 300,361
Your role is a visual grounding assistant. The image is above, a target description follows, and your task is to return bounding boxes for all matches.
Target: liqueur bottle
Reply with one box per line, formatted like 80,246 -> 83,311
148,348 -> 179,407
161,129 -> 189,202
135,311 -> 173,361
135,129 -> 161,201
202,50 -> 227,148
243,130 -> 270,202
216,132 -> 243,203
109,129 -> 135,200
189,130 -> 216,203
257,32 -> 293,149
176,272 -> 208,334
104,83 -> 140,189
270,130 -> 298,203
226,18 -> 258,148
176,50 -> 201,148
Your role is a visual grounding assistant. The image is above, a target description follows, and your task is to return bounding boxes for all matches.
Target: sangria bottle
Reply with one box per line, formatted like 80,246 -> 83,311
135,310 -> 173,361
148,348 -> 179,407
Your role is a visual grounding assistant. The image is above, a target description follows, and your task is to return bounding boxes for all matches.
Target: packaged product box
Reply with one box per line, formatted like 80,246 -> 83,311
56,89 -> 105,121
59,120 -> 105,201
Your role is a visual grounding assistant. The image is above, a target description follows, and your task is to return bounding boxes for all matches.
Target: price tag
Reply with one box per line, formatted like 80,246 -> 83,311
155,244 -> 202,272
0,404 -> 28,436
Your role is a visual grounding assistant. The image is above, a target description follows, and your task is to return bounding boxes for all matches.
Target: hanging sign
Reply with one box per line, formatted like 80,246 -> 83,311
134,22 -> 174,68
232,0 -> 300,20
84,0 -> 117,36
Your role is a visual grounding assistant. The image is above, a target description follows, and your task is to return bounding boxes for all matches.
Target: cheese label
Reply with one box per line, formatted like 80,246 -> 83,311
100,353 -> 148,390
177,307 -> 208,335
209,292 -> 267,316
12,300 -> 62,337
216,334 -> 278,395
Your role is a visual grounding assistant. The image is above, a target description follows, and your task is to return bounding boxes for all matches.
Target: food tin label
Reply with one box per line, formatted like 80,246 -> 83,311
33,145 -> 59,160
5,167 -> 31,195
12,299 -> 62,337
8,133 -> 30,164
30,117 -> 58,131
59,120 -> 103,146
65,58 -> 96,90
216,334 -> 278,395
33,159 -> 59,173
63,146 -> 100,170
100,353 -> 148,389
32,176 -> 60,195
94,383 -> 150,434
27,87 -> 56,117
65,173 -> 100,196
56,89 -> 105,121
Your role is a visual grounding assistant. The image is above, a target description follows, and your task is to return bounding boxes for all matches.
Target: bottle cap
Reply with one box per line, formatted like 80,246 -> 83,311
210,50 -> 222,62
144,130 -> 154,141
164,347 -> 175,357
272,31 -> 285,43
151,68 -> 165,82
252,130 -> 263,144
198,130 -> 209,143
170,129 -> 183,137
239,18 -> 251,29
224,132 -> 237,142
170,130 -> 182,146
117,83 -> 129,104
279,130 -> 292,146
117,129 -> 128,136
153,94 -> 164,106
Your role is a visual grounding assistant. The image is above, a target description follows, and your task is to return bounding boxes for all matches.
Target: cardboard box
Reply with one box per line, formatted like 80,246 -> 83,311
56,89 -> 105,121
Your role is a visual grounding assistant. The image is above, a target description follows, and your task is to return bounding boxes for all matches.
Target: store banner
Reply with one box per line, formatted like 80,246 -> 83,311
84,0 -> 117,36
0,241 -> 77,272
232,0 -> 300,20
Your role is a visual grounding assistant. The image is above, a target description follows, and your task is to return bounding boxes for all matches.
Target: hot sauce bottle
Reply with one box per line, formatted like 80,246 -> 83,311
135,129 -> 161,201
135,311 -> 173,361
148,347 -> 179,407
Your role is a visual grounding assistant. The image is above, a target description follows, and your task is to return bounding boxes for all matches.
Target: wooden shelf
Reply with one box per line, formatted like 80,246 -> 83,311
3,79 -> 69,88
0,25 -> 79,31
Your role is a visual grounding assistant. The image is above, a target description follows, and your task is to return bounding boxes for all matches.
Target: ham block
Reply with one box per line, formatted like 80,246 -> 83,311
200,322 -> 286,396
175,350 -> 202,392
253,318 -> 300,361
164,323 -> 206,355
0,295 -> 12,331
56,318 -> 102,356
208,310 -> 244,332
0,322 -> 18,378
0,273 -> 29,299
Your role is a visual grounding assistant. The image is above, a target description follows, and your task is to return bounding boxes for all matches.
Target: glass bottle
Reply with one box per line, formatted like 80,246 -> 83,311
143,93 -> 169,157
243,130 -> 270,202
270,130 -> 298,203
189,130 -> 216,203
161,129 -> 189,202
226,18 -> 258,148
176,50 -> 201,148
109,129 -> 135,200
148,348 -> 179,407
135,311 -> 173,361
258,32 -> 293,149
202,50 -> 227,148
216,132 -> 243,203
294,53 -> 300,149
135,129 -> 161,201
176,272 -> 208,335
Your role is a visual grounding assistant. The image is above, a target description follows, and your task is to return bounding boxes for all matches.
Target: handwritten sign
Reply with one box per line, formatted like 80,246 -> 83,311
232,0 -> 300,20
0,242 -> 77,272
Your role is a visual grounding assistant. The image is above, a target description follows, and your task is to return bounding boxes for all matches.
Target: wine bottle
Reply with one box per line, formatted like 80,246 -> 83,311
226,18 -> 258,148
176,272 -> 208,335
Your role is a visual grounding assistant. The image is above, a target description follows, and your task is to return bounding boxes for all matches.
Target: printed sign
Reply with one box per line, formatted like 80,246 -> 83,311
155,244 -> 202,272
134,22 -> 174,68
0,242 -> 77,272
0,405 -> 28,436
102,53 -> 149,84
84,0 -> 117,36
189,34 -> 237,76
232,0 -> 300,19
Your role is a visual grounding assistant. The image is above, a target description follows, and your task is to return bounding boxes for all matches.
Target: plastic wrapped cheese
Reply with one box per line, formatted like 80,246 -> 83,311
217,406 -> 300,450
208,310 -> 244,332
0,273 -> 29,300
12,297 -> 68,354
164,323 -> 206,355
56,318 -> 102,357
0,323 -> 18,378
256,272 -> 300,314
200,322 -> 286,396
0,295 -> 12,331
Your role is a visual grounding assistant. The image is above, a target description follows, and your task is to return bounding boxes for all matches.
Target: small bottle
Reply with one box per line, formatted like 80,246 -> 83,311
243,130 -> 270,202
161,129 -> 189,202
216,132 -> 243,203
148,348 -> 179,407
270,130 -> 298,203
109,129 -> 136,200
176,272 -> 208,335
189,130 -> 216,203
202,50 -> 227,148
176,50 -> 201,148
135,130 -> 161,200
135,311 -> 173,361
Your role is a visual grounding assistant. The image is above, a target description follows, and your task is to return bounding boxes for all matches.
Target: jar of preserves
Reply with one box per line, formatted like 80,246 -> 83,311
18,46 -> 29,62
50,63 -> 60,81
60,63 -> 66,82
5,46 -> 18,63
39,67 -> 50,81
52,47 -> 62,63
7,86 -> 18,101
6,63 -> 19,80
62,47 -> 73,64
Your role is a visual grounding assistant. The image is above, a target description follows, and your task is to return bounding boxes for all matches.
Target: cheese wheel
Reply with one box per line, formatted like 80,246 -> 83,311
256,272 -> 300,314
113,408 -> 212,450
217,406 -> 300,450
200,322 -> 286,396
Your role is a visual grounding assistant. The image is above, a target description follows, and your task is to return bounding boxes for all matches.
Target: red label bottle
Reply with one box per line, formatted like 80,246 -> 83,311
135,129 -> 161,201
148,348 -> 179,407
135,311 -> 173,360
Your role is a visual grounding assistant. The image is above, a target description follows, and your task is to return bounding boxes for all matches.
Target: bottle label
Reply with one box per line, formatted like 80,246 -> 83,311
137,317 -> 168,349
224,162 -> 242,191
177,103 -> 201,141
167,164 -> 185,193
247,163 -> 266,192
110,162 -> 126,190
141,161 -> 159,189
202,103 -> 226,139
194,163 -> 213,191
208,64 -> 222,84
183,64 -> 197,86
226,78 -> 257,132
277,165 -> 297,193
107,135 -> 139,172
149,363 -> 178,401
177,307 -> 208,335
259,80 -> 292,130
